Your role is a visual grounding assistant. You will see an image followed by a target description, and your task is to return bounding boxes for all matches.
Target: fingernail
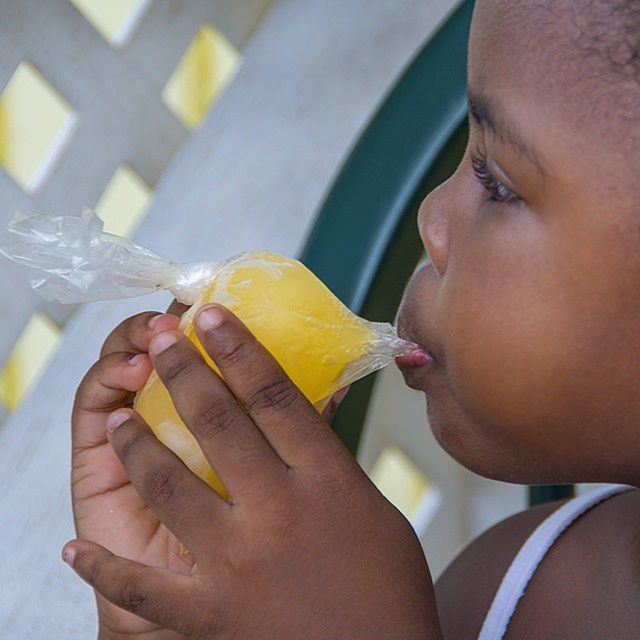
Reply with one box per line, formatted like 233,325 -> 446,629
197,306 -> 224,331
62,546 -> 76,567
128,353 -> 144,365
106,409 -> 130,433
149,331 -> 179,355
148,314 -> 164,330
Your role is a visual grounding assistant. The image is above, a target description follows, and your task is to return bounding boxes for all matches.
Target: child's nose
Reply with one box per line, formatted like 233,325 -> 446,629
417,178 -> 451,276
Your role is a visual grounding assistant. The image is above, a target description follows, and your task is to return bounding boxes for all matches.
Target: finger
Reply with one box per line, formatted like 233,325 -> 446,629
193,305 -> 346,467
148,331 -> 286,496
320,386 -> 351,423
100,312 -> 180,359
62,539 -> 211,637
73,352 -> 153,451
166,299 -> 190,316
106,408 -> 227,549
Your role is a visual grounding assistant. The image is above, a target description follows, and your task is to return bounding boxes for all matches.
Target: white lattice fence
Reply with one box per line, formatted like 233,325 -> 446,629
0,0 -> 271,413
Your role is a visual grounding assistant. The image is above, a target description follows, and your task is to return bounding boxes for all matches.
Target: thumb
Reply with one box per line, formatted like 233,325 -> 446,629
62,539 -> 201,634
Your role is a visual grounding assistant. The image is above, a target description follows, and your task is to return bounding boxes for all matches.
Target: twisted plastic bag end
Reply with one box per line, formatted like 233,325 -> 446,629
0,209 -> 220,305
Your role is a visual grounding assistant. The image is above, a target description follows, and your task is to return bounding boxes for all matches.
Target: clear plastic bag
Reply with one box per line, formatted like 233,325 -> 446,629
0,209 -> 220,305
1,210 -> 417,491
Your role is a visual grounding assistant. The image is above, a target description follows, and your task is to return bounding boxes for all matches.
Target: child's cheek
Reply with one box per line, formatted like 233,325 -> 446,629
435,233 -> 579,469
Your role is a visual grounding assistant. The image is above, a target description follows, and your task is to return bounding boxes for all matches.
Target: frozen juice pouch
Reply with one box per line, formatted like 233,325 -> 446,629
0,211 -> 416,496
134,251 -> 410,495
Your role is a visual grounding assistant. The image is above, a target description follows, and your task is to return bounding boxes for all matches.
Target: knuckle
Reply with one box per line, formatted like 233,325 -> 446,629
117,428 -> 151,465
232,442 -> 265,468
118,571 -> 147,615
194,398 -> 242,440
142,466 -> 182,506
127,311 -> 157,332
249,378 -> 298,413
99,334 -> 120,358
74,364 -> 99,407
76,358 -> 105,396
161,357 -> 194,388
74,355 -> 122,408
100,312 -> 148,355
216,339 -> 247,367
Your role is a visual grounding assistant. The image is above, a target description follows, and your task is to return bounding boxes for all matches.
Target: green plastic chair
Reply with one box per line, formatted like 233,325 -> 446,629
299,0 -> 572,507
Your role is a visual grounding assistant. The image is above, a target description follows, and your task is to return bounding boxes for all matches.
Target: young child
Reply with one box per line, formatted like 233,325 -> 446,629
63,0 -> 640,637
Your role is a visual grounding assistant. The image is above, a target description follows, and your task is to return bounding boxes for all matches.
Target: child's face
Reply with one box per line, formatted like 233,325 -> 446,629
397,0 -> 640,484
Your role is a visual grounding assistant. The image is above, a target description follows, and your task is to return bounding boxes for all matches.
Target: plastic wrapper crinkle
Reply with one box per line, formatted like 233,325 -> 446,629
0,210 -> 416,493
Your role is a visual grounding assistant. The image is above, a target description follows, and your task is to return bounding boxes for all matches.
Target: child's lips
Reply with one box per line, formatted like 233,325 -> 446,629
395,318 -> 436,390
395,298 -> 438,387
394,348 -> 433,369
394,347 -> 434,391
395,317 -> 436,367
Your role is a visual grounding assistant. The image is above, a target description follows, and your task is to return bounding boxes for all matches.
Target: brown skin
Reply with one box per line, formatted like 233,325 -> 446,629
72,310 -> 188,640
69,306 -> 438,639
397,0 -> 640,485
403,0 -> 640,637
436,489 -> 640,639
66,0 -> 640,637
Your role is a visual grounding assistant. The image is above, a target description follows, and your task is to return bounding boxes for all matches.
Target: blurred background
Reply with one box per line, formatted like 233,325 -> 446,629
0,0 -> 544,636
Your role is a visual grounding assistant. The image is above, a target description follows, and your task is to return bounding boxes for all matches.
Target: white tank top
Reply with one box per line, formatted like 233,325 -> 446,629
477,484 -> 633,640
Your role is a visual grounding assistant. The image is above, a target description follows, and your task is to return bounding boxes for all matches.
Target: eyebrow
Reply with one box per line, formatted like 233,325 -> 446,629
467,91 -> 544,174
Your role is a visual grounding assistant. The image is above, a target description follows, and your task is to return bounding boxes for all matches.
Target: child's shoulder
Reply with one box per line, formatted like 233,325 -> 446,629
435,488 -> 640,640
435,498 -> 561,639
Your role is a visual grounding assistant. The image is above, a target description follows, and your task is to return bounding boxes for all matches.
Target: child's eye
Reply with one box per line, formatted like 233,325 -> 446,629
471,150 -> 522,204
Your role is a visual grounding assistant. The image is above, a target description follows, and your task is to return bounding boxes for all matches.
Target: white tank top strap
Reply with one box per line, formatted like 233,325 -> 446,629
477,484 -> 633,640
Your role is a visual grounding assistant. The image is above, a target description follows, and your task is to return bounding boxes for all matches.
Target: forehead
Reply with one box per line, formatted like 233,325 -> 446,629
468,0 -> 639,201
468,0 -> 639,127
470,2 -> 553,77
468,0 -> 590,108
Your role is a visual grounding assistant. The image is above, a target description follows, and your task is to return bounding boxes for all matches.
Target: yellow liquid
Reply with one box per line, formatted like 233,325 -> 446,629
134,251 -> 380,496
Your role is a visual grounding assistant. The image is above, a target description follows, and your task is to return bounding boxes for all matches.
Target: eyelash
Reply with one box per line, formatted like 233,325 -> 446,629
470,149 -> 521,204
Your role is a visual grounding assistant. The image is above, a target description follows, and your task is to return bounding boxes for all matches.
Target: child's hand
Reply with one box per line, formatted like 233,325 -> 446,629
72,310 -> 189,639
67,305 -> 440,639
72,305 -> 349,640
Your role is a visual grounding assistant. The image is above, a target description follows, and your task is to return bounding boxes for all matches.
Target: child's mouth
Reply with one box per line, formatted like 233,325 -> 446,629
395,349 -> 433,369
394,348 -> 434,391
394,313 -> 436,390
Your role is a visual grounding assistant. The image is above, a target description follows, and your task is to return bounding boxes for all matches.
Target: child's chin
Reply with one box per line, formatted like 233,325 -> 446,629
426,391 -> 530,484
